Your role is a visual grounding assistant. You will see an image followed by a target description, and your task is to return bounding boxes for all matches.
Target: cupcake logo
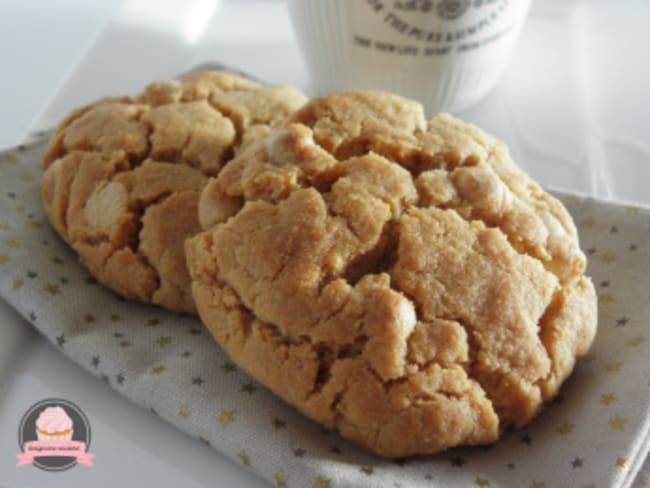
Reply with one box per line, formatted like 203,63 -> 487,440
16,398 -> 94,471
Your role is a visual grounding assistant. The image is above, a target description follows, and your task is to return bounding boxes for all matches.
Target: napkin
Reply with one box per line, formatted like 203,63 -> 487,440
1,139 -> 648,488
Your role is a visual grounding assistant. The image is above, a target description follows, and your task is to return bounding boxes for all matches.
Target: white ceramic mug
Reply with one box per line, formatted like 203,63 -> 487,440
287,0 -> 532,113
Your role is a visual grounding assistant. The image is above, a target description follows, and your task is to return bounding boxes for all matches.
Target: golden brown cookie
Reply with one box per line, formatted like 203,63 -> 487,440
40,70 -> 307,313
186,91 -> 598,457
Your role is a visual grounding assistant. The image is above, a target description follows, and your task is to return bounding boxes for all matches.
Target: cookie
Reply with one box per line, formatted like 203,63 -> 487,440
186,91 -> 598,457
40,70 -> 307,313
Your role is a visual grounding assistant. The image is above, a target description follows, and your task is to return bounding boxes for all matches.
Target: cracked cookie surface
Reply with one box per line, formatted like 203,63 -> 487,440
186,91 -> 597,457
40,70 -> 307,313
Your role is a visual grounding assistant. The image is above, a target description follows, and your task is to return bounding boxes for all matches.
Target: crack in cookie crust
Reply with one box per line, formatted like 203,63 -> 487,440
40,71 -> 307,313
187,91 -> 598,457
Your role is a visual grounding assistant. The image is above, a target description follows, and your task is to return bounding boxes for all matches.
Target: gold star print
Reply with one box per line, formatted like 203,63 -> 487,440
581,217 -> 595,227
240,382 -> 257,394
13,279 -> 23,289
474,477 -> 490,487
566,195 -> 580,204
15,206 -> 25,214
222,361 -> 237,373
629,336 -> 644,347
272,418 -> 287,429
5,152 -> 17,163
616,457 -> 628,470
609,415 -> 627,431
45,283 -> 61,295
530,482 -> 545,488
238,449 -> 251,467
20,173 -> 34,183
274,470 -> 287,487
119,340 -> 130,347
0,222 -> 8,230
31,220 -> 42,229
600,393 -> 617,405
616,317 -> 630,326
606,362 -> 622,373
156,336 -> 172,347
556,422 -> 574,435
150,365 -> 166,375
314,477 -> 331,488
0,254 -> 9,264
598,293 -> 613,305
6,239 -> 18,248
178,406 -> 190,418
450,456 -> 467,467
601,253 -> 616,264
218,410 -> 234,426
84,313 -> 96,323
626,206 -> 640,214
360,466 -> 374,475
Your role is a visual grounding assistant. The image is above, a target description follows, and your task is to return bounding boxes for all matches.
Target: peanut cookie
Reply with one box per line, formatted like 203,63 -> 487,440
186,91 -> 597,457
40,71 -> 307,313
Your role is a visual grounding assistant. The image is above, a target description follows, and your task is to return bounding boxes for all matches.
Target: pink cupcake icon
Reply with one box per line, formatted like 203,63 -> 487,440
35,406 -> 73,441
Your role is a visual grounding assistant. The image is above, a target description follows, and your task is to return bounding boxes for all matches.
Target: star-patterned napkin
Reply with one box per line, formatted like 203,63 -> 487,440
0,139 -> 648,488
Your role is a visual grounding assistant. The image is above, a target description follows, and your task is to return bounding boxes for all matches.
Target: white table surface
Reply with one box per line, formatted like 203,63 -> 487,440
1,0 -> 649,486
